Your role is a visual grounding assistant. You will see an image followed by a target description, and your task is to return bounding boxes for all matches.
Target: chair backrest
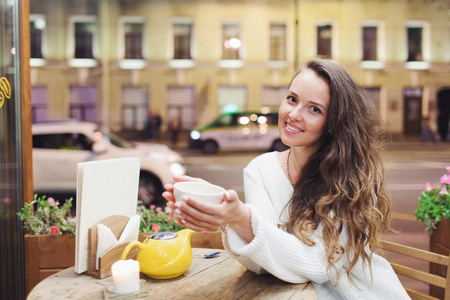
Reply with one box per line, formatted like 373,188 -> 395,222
381,212 -> 450,300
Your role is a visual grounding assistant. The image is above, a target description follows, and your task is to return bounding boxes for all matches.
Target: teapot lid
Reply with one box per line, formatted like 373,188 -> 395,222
147,232 -> 177,240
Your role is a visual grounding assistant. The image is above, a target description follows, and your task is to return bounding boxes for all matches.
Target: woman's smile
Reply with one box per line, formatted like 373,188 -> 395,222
285,122 -> 304,134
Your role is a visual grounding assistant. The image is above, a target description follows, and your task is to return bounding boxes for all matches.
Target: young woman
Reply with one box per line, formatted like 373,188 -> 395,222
163,58 -> 410,299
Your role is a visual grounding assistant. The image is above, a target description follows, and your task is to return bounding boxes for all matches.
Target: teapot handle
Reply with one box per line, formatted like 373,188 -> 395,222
120,241 -> 144,260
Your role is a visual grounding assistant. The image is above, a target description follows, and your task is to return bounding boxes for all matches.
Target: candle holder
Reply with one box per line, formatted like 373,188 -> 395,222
104,279 -> 148,299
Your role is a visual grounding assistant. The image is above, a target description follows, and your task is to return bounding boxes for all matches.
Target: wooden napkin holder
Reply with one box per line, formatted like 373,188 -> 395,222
86,215 -> 139,279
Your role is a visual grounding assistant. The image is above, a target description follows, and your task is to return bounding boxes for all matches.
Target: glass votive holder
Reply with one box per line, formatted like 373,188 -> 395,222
104,279 -> 148,299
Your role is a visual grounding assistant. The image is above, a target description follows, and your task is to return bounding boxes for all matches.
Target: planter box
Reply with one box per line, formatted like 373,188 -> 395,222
429,217 -> 450,299
25,234 -> 75,295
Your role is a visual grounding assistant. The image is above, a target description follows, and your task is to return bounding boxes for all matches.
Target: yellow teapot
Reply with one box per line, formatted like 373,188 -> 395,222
120,229 -> 194,279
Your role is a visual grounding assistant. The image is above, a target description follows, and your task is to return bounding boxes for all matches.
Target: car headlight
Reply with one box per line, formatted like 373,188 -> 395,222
190,130 -> 201,140
170,162 -> 186,176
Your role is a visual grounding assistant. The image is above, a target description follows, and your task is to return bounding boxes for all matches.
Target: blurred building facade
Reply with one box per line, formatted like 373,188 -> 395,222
29,0 -> 450,138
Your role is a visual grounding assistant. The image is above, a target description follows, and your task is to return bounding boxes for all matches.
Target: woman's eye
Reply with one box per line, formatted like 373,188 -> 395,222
286,96 -> 297,103
311,106 -> 321,113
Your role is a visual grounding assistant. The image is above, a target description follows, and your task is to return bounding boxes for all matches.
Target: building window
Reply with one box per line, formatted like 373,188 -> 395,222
31,86 -> 48,123
75,22 -> 95,59
218,86 -> 246,113
222,23 -> 241,60
122,86 -> 148,130
173,22 -> 192,60
262,86 -> 288,109
317,24 -> 332,58
124,22 -> 144,59
362,26 -> 377,61
70,86 -> 98,122
269,23 -> 286,61
30,15 -> 45,59
407,27 -> 423,62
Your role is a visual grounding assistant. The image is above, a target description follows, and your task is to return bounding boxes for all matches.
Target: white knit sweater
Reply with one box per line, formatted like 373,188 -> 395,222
222,152 -> 410,299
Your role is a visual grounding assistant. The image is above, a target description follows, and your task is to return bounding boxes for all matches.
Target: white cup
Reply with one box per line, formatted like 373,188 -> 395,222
173,182 -> 225,205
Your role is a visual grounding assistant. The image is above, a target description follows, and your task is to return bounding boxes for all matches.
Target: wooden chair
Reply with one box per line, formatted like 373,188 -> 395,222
381,212 -> 450,299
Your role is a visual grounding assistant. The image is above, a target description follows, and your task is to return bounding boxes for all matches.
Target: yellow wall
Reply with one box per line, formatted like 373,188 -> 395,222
30,0 -> 450,135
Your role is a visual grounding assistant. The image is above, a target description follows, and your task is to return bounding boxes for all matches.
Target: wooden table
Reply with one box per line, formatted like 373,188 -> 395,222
27,248 -> 317,300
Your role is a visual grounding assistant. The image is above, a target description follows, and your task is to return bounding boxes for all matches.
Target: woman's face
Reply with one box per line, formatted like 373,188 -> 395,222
278,68 -> 330,151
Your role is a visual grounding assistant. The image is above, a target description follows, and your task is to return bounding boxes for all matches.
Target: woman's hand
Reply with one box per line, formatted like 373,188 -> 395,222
162,177 -> 254,243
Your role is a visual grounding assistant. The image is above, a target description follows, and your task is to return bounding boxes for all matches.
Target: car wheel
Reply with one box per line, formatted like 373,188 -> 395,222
138,173 -> 163,207
271,139 -> 289,152
202,140 -> 218,154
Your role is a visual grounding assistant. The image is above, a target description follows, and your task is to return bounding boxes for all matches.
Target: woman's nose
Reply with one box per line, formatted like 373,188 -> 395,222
289,106 -> 303,121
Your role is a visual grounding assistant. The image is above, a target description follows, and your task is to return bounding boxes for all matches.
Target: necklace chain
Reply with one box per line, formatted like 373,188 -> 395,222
287,148 -> 294,186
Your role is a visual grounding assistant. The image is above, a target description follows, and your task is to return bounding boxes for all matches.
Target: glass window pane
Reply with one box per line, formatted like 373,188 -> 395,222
222,24 -> 240,60
75,22 -> 94,59
363,26 -> 377,61
270,24 -> 286,61
125,23 -> 143,59
30,20 -> 43,58
317,25 -> 332,58
174,23 -> 192,59
407,27 -> 422,61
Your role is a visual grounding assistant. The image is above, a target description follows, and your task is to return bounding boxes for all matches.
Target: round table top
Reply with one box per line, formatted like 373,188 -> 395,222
27,248 -> 317,300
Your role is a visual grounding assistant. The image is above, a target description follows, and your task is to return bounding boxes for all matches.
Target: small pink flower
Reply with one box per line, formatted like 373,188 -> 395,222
47,197 -> 59,206
439,187 -> 448,195
50,225 -> 59,236
446,166 -> 450,174
151,223 -> 160,233
423,182 -> 436,191
440,174 -> 450,185
168,212 -> 174,220
150,204 -> 156,210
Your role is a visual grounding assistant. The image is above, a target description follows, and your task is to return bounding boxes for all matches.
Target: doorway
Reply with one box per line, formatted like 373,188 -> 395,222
437,88 -> 450,142
403,87 -> 422,135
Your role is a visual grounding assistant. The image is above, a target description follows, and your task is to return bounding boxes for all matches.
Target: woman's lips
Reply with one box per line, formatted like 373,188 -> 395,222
285,122 -> 304,134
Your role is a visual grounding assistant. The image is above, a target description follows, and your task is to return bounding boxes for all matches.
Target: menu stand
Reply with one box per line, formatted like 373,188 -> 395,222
86,215 -> 138,279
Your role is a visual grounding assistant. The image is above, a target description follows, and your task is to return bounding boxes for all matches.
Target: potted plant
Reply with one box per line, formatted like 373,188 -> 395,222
17,195 -> 76,294
415,166 -> 450,233
414,166 -> 450,298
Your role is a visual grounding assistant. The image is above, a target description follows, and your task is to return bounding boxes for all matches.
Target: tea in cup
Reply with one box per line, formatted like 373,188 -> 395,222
173,182 -> 225,204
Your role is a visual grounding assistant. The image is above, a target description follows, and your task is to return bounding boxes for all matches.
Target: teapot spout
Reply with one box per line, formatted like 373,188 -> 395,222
178,228 -> 195,244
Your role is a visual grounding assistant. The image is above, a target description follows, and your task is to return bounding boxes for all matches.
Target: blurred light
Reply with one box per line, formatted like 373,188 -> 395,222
30,58 -> 46,67
250,114 -> 257,122
68,58 -> 97,68
170,162 -> 186,176
11,47 -> 15,55
261,107 -> 270,114
259,126 -> 268,134
258,116 -> 267,124
229,38 -> 241,49
34,19 -> 46,30
190,130 -> 201,140
94,131 -> 103,139
119,59 -> 146,70
222,103 -> 239,113
239,116 -> 250,125
242,128 -> 250,135
224,40 -> 231,49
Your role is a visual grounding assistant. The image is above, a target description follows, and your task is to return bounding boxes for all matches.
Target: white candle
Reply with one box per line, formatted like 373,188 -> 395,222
111,259 -> 140,294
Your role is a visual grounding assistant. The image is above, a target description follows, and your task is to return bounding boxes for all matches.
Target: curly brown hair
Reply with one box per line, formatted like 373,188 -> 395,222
283,58 -> 391,286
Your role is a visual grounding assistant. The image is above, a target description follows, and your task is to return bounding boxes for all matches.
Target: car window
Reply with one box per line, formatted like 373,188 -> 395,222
96,129 -> 134,148
212,114 -> 233,127
33,133 -> 93,151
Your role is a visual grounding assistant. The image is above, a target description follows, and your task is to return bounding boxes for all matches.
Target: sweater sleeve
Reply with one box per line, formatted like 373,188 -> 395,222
222,157 -> 340,284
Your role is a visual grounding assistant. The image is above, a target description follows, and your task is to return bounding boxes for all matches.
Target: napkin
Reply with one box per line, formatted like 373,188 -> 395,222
96,214 -> 141,270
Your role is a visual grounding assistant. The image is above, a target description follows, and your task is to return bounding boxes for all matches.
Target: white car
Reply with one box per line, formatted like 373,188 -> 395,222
189,111 -> 288,154
32,120 -> 186,206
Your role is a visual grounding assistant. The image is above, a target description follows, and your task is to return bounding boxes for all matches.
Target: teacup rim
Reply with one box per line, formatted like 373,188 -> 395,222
173,181 -> 225,195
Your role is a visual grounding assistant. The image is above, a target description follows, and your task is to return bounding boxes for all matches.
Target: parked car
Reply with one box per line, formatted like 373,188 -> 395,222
189,111 -> 288,154
32,120 -> 186,206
